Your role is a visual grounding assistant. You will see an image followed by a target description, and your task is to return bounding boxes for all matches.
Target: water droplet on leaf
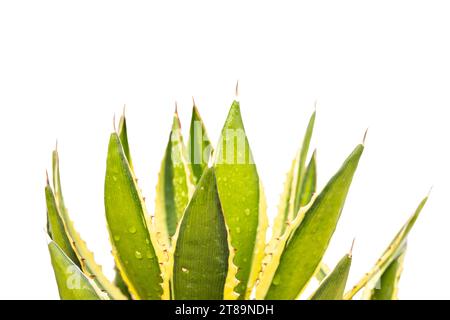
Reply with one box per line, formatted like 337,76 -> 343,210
128,226 -> 137,234
135,251 -> 143,259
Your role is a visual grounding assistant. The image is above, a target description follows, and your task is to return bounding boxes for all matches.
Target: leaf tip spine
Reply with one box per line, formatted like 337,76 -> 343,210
427,186 -> 433,198
349,238 -> 356,258
362,128 -> 369,145
45,170 -> 50,186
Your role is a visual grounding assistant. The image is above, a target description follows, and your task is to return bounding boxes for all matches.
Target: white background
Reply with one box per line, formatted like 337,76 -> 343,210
0,1 -> 448,299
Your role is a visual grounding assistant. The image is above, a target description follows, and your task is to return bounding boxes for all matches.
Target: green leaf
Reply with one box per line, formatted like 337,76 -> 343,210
188,103 -> 213,184
310,253 -> 352,300
45,182 -> 80,268
173,167 -> 230,299
105,132 -> 166,300
291,111 -> 316,218
365,245 -> 407,300
272,112 -> 316,238
51,149 -> 127,300
214,100 -> 268,299
344,196 -> 427,300
48,240 -> 102,300
259,144 -> 364,300
115,112 -> 134,298
155,109 -> 195,246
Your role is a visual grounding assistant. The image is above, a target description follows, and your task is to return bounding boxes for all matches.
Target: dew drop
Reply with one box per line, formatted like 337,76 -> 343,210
272,275 -> 281,285
244,208 -> 250,216
236,227 -> 241,234
112,176 -> 117,181
135,251 -> 143,259
181,267 -> 189,273
128,226 -> 137,234
113,235 -> 120,241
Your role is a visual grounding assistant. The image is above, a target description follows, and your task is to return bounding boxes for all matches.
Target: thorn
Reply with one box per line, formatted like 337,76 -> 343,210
235,80 -> 239,98
123,104 -> 126,117
349,238 -> 356,257
427,186 -> 433,197
314,100 -> 317,112
192,96 -> 196,107
55,139 -> 58,152
362,128 -> 369,145
45,170 -> 50,185
113,114 -> 116,132
174,101 -> 178,114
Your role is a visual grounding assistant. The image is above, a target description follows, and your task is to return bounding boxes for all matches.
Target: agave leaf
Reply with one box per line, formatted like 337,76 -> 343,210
364,245 -> 407,300
45,183 -> 80,268
214,100 -> 268,299
51,149 -> 126,300
172,167 -> 232,299
155,109 -> 195,247
344,197 -> 427,300
48,240 -> 103,300
105,133 -> 167,300
310,253 -> 352,300
290,111 -> 316,219
114,112 -> 134,298
258,144 -> 364,300
272,112 -> 316,238
188,103 -> 213,184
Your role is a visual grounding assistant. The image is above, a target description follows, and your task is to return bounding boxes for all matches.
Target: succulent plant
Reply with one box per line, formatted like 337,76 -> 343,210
45,96 -> 427,300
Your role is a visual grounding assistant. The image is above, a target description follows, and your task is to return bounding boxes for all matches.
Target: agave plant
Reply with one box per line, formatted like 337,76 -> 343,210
45,96 -> 427,300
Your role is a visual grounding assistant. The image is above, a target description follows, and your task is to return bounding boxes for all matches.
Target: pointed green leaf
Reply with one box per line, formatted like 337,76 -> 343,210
52,150 -> 127,300
155,110 -> 195,246
344,197 -> 427,300
48,240 -> 102,300
365,245 -> 407,300
173,167 -> 229,299
291,111 -> 316,218
214,100 -> 268,299
45,183 -> 80,268
310,253 -> 352,300
114,112 -> 133,298
188,104 -> 213,184
272,112 -> 316,238
105,133 -> 165,300
262,144 -> 363,300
